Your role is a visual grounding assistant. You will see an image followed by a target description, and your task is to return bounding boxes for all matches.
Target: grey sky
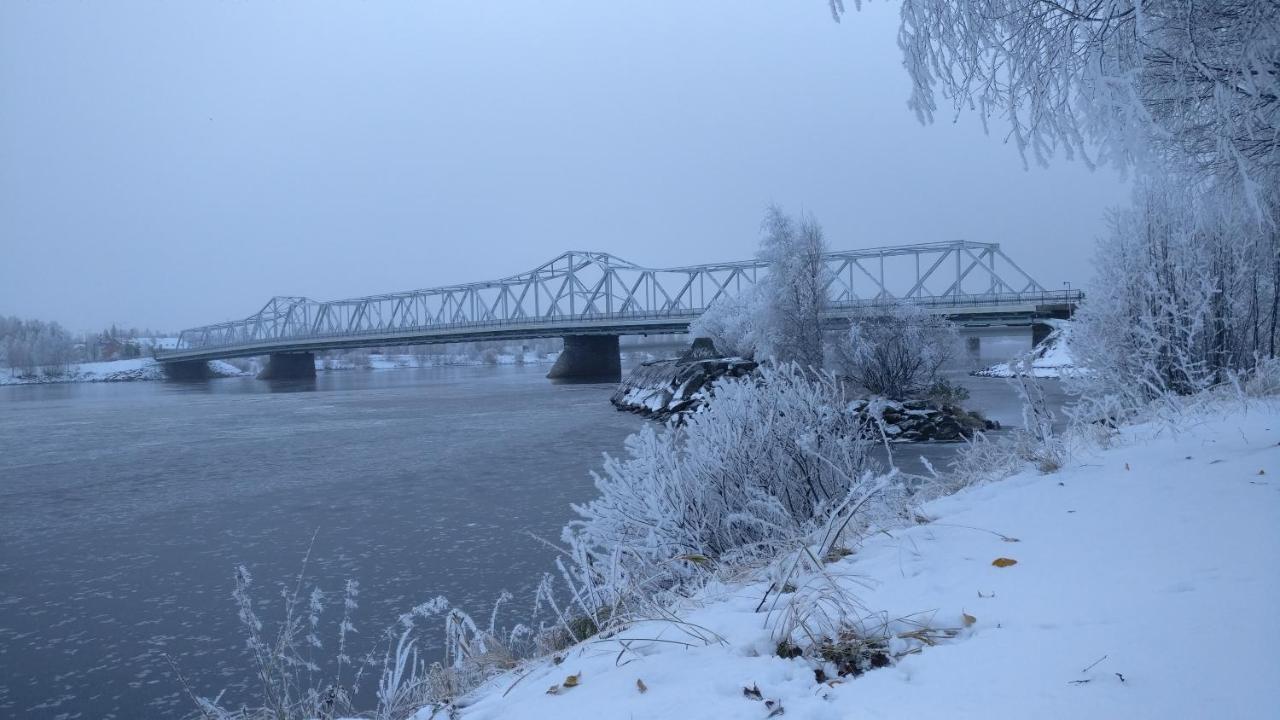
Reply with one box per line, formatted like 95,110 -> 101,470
0,1 -> 1127,333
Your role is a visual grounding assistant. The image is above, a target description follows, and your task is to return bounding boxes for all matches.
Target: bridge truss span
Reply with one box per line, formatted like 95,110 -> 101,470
160,241 -> 1080,363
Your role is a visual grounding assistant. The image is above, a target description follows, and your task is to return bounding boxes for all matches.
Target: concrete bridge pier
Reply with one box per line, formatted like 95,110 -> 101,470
258,352 -> 317,380
547,335 -> 621,383
1032,322 -> 1055,347
162,360 -> 212,380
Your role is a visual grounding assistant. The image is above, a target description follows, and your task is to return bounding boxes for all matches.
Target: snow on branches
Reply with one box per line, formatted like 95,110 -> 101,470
561,364 -> 896,615
1068,174 -> 1280,416
834,302 -> 960,400
839,1 -> 1279,189
692,205 -> 831,369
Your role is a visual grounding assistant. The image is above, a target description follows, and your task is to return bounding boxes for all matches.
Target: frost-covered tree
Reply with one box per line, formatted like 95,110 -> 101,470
1068,174 -> 1279,412
758,205 -> 830,369
690,206 -> 830,366
835,1 -> 1280,188
832,302 -> 959,399
689,285 -> 767,359
0,316 -> 76,376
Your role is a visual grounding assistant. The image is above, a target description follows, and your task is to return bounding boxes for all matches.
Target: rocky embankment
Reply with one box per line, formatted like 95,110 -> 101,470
613,340 -> 1000,440
853,398 -> 1000,442
611,356 -> 758,422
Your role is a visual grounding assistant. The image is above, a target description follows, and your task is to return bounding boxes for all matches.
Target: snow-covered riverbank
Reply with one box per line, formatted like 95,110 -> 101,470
456,402 -> 1280,720
0,358 -> 246,386
974,321 -> 1077,379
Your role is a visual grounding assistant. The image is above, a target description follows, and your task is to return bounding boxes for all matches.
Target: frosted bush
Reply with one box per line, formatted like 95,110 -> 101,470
689,286 -> 766,360
1246,358 -> 1280,397
833,303 -> 959,400
560,364 -> 893,617
1068,176 -> 1279,423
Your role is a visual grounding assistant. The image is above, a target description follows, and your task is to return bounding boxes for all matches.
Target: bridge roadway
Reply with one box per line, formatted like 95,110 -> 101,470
156,242 -> 1081,382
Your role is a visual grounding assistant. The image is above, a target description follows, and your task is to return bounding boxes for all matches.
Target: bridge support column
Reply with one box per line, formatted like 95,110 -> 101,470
547,335 -> 621,383
258,352 -> 317,380
1032,323 -> 1054,347
162,360 -> 212,380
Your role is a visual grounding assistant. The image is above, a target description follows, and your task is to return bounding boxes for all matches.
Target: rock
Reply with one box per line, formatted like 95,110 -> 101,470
614,344 -> 999,440
611,340 -> 759,421
855,396 -> 996,443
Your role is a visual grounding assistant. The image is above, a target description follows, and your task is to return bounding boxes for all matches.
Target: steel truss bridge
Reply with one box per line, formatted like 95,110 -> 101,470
157,241 -> 1080,365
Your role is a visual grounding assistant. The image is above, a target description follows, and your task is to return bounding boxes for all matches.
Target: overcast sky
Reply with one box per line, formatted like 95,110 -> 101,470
1,1 -> 1128,333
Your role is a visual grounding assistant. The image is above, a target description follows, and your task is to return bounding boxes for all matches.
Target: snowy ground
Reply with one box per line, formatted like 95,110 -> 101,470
0,358 -> 245,385
457,403 -> 1280,719
975,320 -> 1077,378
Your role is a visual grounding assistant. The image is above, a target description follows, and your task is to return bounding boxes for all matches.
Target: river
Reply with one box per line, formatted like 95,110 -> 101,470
0,364 -> 1065,718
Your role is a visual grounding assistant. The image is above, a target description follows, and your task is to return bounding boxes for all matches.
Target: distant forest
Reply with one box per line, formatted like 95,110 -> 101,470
0,316 -> 166,376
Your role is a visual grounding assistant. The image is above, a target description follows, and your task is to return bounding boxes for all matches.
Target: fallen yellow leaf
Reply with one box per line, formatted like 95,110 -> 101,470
992,557 -> 1018,568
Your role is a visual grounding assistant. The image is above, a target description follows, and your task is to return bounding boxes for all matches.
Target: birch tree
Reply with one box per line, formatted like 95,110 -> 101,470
758,205 -> 831,370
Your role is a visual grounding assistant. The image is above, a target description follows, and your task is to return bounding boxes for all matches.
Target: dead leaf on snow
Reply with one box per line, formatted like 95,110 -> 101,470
992,557 -> 1018,568
563,672 -> 581,688
636,678 -> 647,694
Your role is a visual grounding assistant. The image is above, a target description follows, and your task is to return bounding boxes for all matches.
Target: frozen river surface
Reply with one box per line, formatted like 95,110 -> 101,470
0,364 -> 1063,718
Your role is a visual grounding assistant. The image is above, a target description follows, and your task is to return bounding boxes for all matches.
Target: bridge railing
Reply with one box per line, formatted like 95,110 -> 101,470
157,289 -> 1083,359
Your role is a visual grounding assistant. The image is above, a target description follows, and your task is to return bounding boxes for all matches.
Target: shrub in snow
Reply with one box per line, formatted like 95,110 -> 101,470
1068,176 -> 1279,421
184,564 -> 363,720
689,286 -> 767,360
832,302 -> 960,401
1246,357 -> 1280,397
559,364 -> 894,621
191,566 -> 528,719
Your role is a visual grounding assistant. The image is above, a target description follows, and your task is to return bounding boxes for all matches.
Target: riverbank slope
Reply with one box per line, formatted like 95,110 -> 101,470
458,402 -> 1280,719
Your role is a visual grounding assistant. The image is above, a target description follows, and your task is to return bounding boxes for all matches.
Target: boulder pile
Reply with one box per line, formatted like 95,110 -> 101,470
613,339 -> 1000,441
611,339 -> 757,421
853,398 -> 1000,442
